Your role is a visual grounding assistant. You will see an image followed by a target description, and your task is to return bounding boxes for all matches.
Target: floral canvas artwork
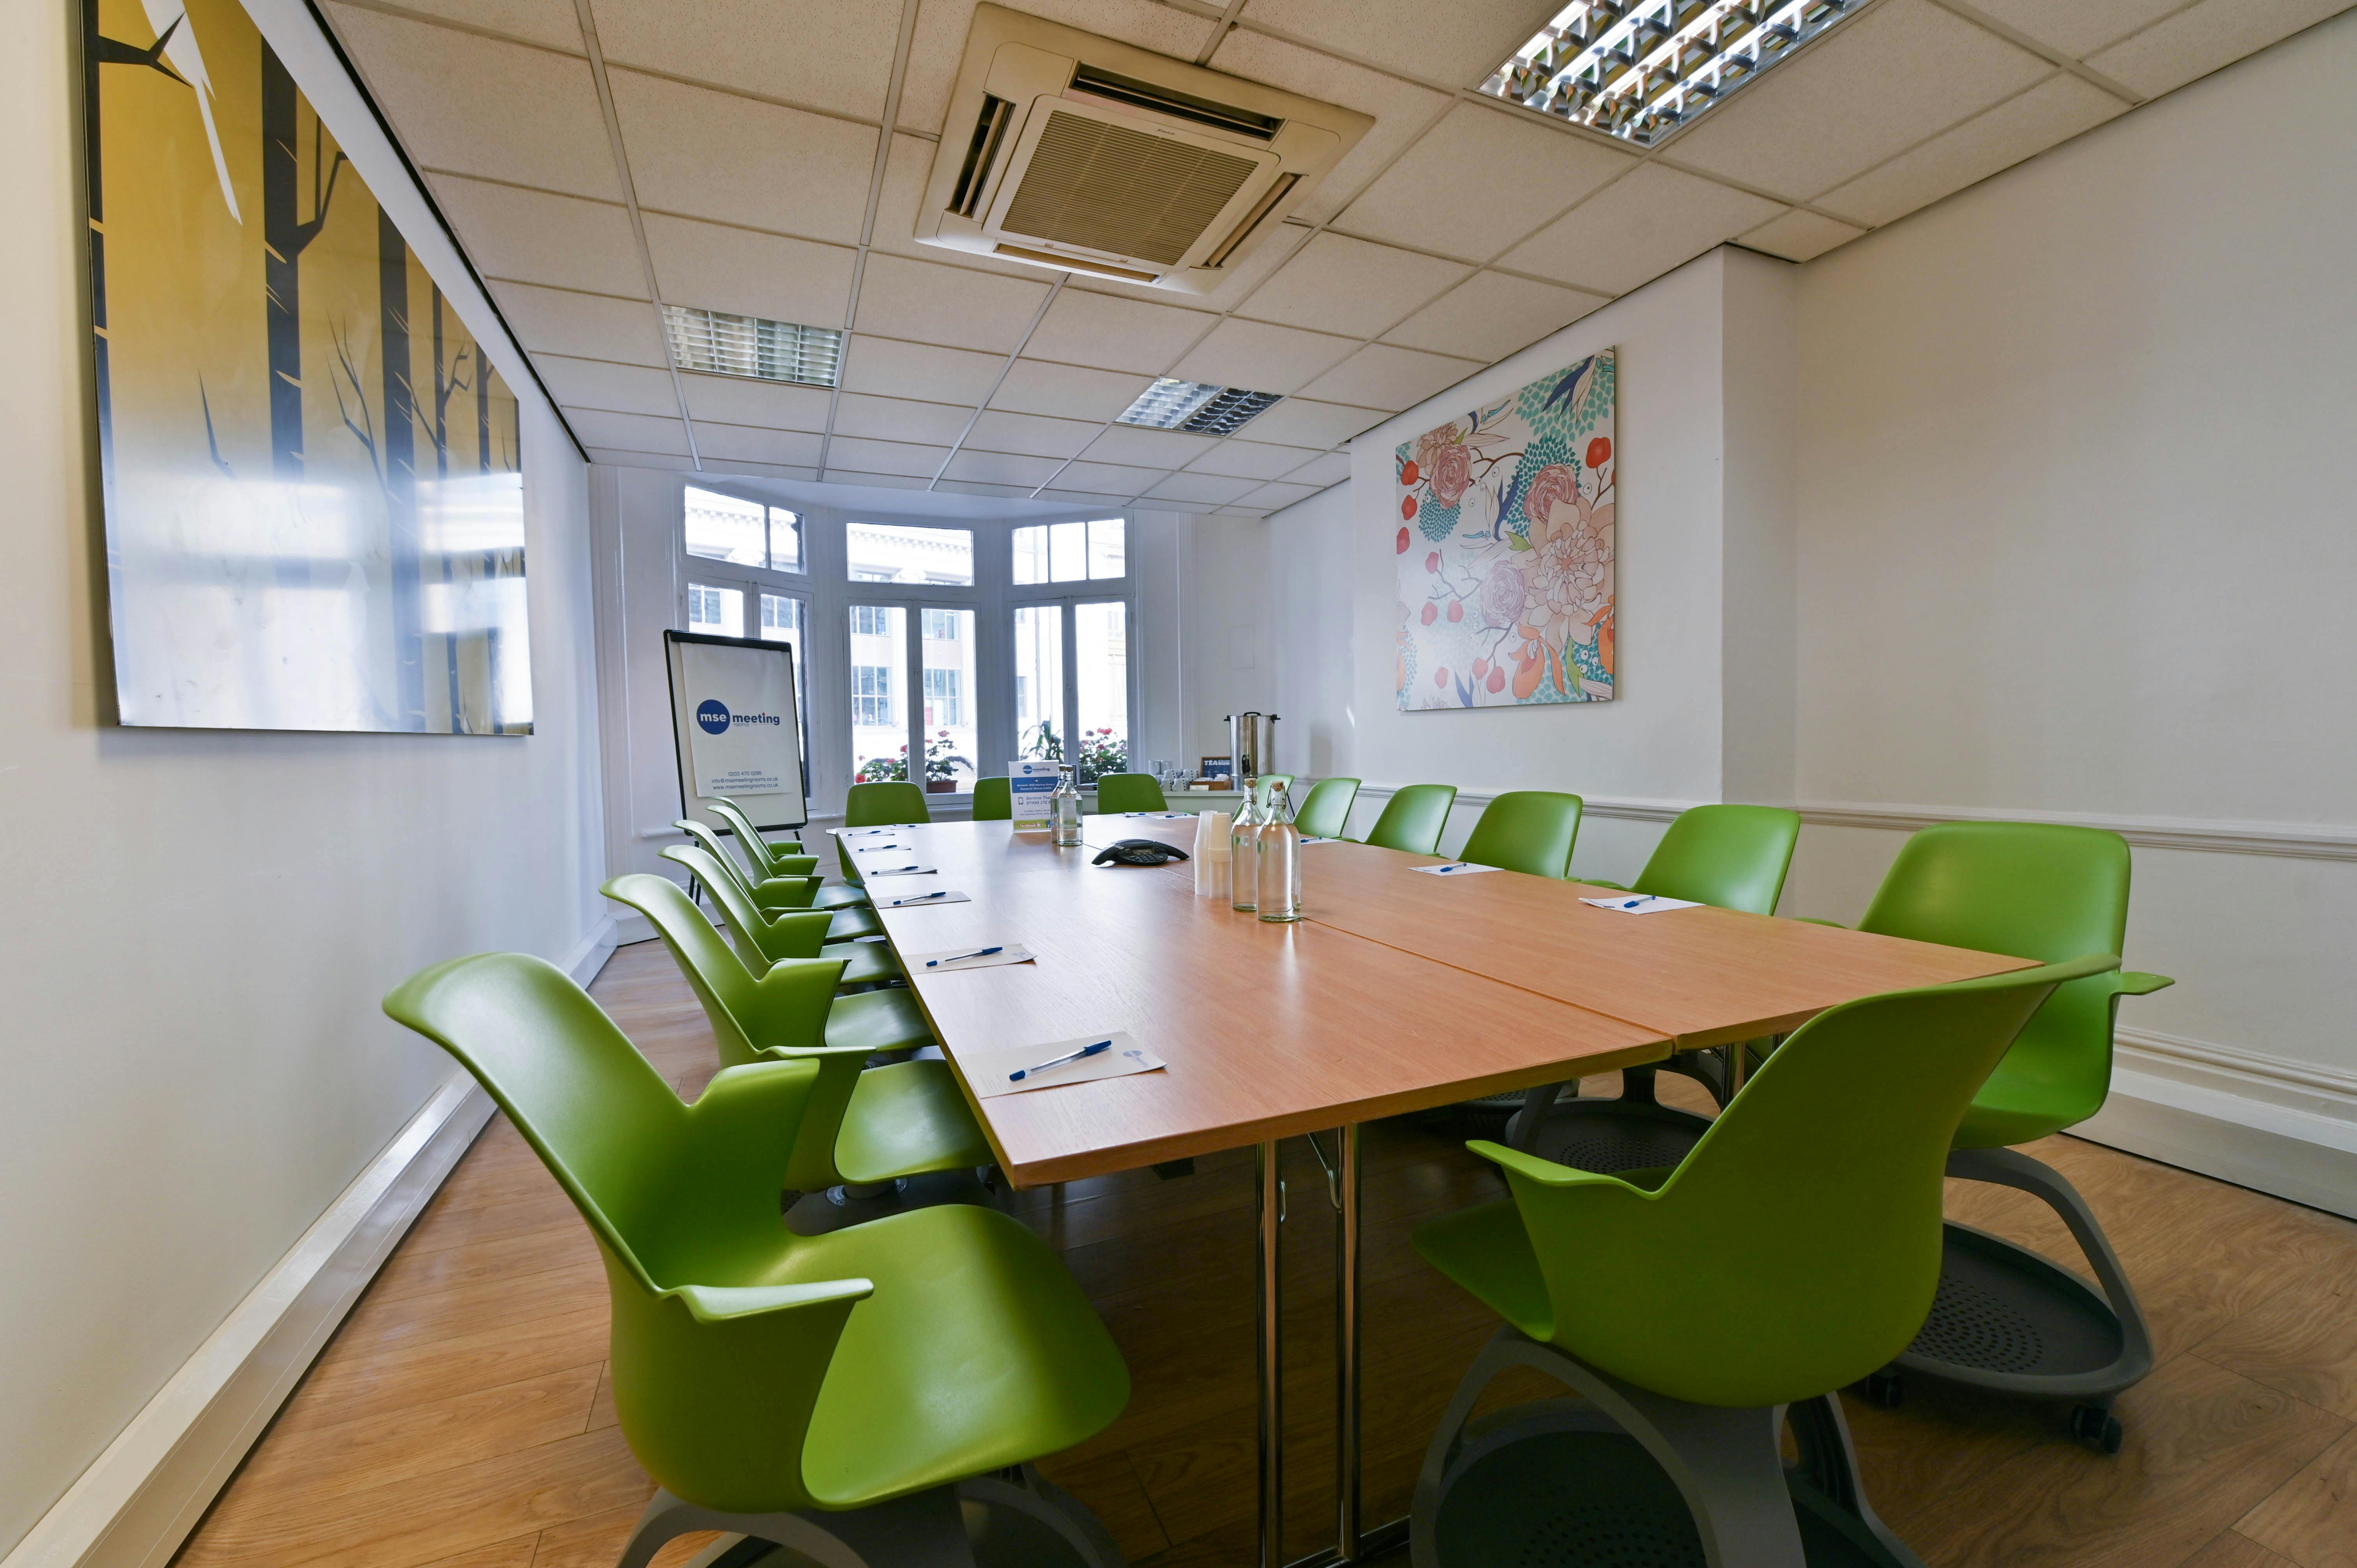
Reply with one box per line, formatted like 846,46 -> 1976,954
1396,350 -> 1615,710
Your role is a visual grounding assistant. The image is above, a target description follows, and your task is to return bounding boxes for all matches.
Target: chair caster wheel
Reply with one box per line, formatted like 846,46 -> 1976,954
1862,1369 -> 1904,1409
2069,1405 -> 2123,1454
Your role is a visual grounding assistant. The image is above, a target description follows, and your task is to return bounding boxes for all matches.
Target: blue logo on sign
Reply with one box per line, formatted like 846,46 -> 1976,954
696,699 -> 731,735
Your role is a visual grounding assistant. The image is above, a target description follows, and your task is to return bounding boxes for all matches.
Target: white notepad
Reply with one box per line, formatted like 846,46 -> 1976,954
1579,894 -> 1702,914
876,889 -> 970,908
850,841 -> 917,853
910,943 -> 1035,972
1412,862 -> 1500,876
968,1031 -> 1165,1098
832,826 -> 901,839
860,864 -> 936,878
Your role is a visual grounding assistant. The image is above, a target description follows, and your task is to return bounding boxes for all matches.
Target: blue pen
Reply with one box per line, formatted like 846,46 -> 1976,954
1011,1040 -> 1111,1082
926,946 -> 1003,968
888,890 -> 950,906
1437,863 -> 1470,874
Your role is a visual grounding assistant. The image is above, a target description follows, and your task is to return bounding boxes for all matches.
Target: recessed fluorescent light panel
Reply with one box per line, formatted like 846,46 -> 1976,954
663,305 -> 843,387
1117,378 -> 1283,436
1481,0 -> 1859,147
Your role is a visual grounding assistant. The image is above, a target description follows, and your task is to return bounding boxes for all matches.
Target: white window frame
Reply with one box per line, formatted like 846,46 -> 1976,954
678,486 -> 1134,814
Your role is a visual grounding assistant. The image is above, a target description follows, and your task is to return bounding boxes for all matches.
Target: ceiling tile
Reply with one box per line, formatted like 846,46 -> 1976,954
1184,440 -> 1323,480
1081,426 -> 1219,468
532,355 -> 678,415
868,132 -> 1058,279
1814,74 -> 2130,228
896,0 -> 1220,136
831,392 -> 976,447
823,470 -> 931,490
965,410 -> 1104,459
991,360 -> 1154,421
944,449 -> 1065,487
1145,471 -> 1259,505
853,254 -> 1053,355
585,446 -> 692,469
1235,233 -> 1472,340
1970,0 -> 2198,58
375,0 -> 583,50
1332,102 -> 1636,262
610,69 -> 876,245
2087,0 -> 2352,99
489,281 -> 667,365
840,335 -> 1008,404
1166,319 -> 1357,396
1380,270 -> 1607,361
1662,0 -> 2050,202
594,0 -> 900,120
707,461 -> 822,482
1295,344 -> 1480,411
641,215 -> 857,328
1205,28 -> 1453,223
1739,209 -> 1867,262
1237,479 -> 1324,510
1022,288 -> 1216,375
692,422 -> 827,466
825,436 -> 951,478
568,409 -> 692,454
936,480 -> 1037,498
1039,489 -> 1134,506
1232,0 -> 1560,90
1057,460 -> 1170,495
1498,164 -> 1784,295
1241,397 -> 1384,447
1282,450 -> 1352,486
429,177 -> 643,297
678,373 -> 835,429
327,7 -> 620,200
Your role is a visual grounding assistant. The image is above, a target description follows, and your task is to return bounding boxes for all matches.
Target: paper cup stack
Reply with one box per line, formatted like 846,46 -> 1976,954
1193,811 -> 1232,899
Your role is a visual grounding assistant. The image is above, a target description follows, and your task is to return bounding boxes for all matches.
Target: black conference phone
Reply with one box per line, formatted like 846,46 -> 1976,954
1091,839 -> 1190,867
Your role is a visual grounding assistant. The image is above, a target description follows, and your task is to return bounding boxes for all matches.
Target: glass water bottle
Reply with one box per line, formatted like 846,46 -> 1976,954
1229,779 -> 1262,911
1051,764 -> 1083,847
1257,778 -> 1302,923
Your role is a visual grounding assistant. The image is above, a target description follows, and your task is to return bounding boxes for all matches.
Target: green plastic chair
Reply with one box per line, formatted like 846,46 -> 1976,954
1093,772 -> 1168,814
678,820 -> 878,940
1360,784 -> 1457,855
1408,955 -> 2113,1566
839,782 -> 933,886
603,873 -> 984,1192
1458,791 -> 1585,879
663,846 -> 901,991
971,776 -> 1012,821
383,953 -> 1128,1568
707,797 -> 816,879
1294,777 -> 1359,840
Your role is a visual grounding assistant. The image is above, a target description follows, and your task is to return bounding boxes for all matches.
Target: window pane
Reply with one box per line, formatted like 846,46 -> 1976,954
1088,518 -> 1126,579
687,582 -> 744,639
758,593 -> 807,741
1012,525 -> 1048,586
920,607 -> 976,792
1048,520 -> 1085,582
846,523 -> 974,586
1074,600 -> 1127,782
685,487 -> 765,566
768,508 -> 805,573
1012,604 -> 1063,763
848,605 -> 906,783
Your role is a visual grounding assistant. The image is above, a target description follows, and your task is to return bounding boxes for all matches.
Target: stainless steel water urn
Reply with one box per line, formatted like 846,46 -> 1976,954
1225,711 -> 1278,780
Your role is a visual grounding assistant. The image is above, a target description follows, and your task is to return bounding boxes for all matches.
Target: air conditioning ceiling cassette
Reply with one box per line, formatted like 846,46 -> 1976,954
917,5 -> 1371,293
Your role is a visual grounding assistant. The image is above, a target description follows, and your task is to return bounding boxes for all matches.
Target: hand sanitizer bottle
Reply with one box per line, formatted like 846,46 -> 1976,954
1051,764 -> 1083,847
1257,779 -> 1301,923
1230,778 -> 1262,912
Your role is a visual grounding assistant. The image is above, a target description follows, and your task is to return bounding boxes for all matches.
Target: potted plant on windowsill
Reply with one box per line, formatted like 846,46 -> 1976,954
1075,727 -> 1126,785
922,730 -> 972,794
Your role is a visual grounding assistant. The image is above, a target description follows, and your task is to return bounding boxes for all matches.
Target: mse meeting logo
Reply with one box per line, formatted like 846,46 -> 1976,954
697,699 -> 781,735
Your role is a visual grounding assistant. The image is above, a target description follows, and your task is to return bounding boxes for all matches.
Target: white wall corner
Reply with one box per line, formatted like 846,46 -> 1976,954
0,1077 -> 494,1568
564,915 -> 622,985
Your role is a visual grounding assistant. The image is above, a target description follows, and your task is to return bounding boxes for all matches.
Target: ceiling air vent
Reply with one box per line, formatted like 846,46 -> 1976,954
917,5 -> 1371,294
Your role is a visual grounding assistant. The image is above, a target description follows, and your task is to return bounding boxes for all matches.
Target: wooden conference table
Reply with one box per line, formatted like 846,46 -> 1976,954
847,817 -> 2031,1568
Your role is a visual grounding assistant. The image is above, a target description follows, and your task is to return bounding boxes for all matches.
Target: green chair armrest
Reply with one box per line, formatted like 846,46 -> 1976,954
753,874 -> 822,910
1468,1139 -> 1661,1196
754,910 -> 837,959
2115,971 -> 2174,996
672,1279 -> 875,1324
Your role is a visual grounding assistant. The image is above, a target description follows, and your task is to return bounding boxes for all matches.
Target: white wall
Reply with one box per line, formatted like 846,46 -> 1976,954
1785,10 -> 2357,1199
0,0 -> 609,1552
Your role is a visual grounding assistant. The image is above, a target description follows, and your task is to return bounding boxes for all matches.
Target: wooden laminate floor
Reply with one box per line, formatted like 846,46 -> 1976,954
174,941 -> 2357,1568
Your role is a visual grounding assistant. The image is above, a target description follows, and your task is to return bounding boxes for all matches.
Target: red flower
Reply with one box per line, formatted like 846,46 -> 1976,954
1401,496 -> 1417,520
1472,657 -> 1488,678
1401,459 -> 1421,485
1486,666 -> 1507,694
1396,527 -> 1410,553
1446,599 -> 1463,622
1587,436 -> 1611,469
1434,667 -> 1449,688
1425,551 -> 1440,573
1420,602 -> 1438,625
1426,441 -> 1473,506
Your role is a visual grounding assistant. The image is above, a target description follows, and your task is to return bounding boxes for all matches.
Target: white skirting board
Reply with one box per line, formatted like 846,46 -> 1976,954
2,918 -> 617,1568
